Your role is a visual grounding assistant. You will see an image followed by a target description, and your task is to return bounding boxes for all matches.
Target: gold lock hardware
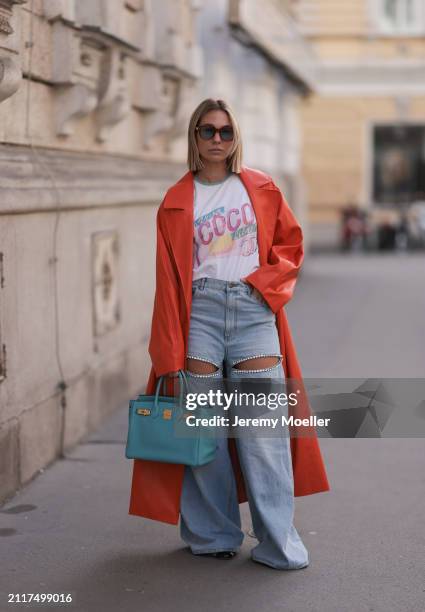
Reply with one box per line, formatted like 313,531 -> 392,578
163,409 -> 172,420
136,408 -> 151,416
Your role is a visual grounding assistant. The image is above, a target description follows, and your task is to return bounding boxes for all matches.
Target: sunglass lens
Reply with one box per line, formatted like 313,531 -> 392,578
220,127 -> 234,141
199,126 -> 215,140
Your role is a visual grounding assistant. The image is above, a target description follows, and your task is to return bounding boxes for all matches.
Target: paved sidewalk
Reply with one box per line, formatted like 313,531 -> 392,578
1,253 -> 424,612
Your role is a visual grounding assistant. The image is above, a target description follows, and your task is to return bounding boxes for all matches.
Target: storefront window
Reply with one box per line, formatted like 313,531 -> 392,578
373,125 -> 425,205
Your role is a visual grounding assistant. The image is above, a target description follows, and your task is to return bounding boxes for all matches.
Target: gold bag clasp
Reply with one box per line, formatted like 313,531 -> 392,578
136,408 -> 151,416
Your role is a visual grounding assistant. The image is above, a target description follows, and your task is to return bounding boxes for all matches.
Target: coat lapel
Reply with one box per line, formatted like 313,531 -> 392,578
238,167 -> 274,267
161,166 -> 275,315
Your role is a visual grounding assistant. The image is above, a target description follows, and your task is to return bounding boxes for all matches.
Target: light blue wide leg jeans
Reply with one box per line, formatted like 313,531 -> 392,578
179,277 -> 309,570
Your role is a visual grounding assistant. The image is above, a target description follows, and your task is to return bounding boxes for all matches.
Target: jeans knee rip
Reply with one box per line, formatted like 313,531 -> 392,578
231,354 -> 282,373
186,354 -> 222,378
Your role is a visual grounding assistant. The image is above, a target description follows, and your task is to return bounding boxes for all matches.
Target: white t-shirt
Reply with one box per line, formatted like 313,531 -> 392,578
192,173 -> 260,282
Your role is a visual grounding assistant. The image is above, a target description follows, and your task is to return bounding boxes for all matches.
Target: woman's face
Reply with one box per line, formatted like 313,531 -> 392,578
196,110 -> 234,166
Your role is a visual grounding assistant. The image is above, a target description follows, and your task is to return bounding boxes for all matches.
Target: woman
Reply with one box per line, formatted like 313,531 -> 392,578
128,98 -> 330,569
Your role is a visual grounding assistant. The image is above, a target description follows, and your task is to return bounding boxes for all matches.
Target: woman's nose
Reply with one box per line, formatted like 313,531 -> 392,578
212,132 -> 221,143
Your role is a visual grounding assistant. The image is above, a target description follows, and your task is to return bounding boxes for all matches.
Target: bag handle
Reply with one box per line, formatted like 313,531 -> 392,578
154,375 -> 168,398
153,370 -> 189,416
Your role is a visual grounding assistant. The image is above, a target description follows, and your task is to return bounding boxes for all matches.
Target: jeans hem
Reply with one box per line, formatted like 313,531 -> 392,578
251,554 -> 309,570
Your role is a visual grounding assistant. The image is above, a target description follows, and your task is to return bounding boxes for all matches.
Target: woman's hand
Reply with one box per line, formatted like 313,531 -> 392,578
241,278 -> 263,303
242,279 -> 265,304
252,287 -> 264,302
241,185 -> 304,313
165,371 -> 180,378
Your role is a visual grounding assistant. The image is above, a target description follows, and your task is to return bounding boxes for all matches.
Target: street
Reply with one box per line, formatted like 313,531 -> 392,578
1,253 -> 424,612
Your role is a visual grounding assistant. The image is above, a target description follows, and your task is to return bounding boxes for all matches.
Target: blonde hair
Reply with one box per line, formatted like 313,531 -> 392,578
187,98 -> 243,173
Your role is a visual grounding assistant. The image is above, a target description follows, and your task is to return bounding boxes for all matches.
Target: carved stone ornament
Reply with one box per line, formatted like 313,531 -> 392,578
55,83 -> 98,136
125,0 -> 144,10
50,22 -> 100,136
0,13 -> 13,34
95,47 -> 131,142
91,230 -> 120,340
0,0 -> 27,31
0,1 -> 27,104
0,1 -> 27,7
143,76 -> 192,150
0,55 -> 22,102
142,78 -> 176,149
43,0 -> 76,23
167,79 -> 194,141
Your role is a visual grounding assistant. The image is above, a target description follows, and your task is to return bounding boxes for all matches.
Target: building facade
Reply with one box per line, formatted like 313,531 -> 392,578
0,1 -> 313,504
295,0 -> 425,247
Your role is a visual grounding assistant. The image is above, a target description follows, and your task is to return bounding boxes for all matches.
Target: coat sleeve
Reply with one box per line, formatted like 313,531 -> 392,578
243,184 -> 304,314
148,206 -> 186,377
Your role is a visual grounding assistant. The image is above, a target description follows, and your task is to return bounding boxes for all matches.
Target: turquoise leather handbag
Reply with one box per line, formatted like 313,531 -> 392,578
125,370 -> 216,466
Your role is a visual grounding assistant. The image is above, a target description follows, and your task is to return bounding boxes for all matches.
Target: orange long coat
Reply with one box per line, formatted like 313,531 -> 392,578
128,166 -> 330,524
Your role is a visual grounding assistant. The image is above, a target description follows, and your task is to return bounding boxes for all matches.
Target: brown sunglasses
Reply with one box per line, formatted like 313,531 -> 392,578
195,124 -> 234,141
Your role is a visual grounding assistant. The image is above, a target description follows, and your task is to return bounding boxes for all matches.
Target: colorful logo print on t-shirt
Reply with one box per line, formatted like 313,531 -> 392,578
193,202 -> 258,268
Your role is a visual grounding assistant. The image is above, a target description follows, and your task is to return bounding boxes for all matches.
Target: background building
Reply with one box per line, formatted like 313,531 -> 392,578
295,0 -> 425,249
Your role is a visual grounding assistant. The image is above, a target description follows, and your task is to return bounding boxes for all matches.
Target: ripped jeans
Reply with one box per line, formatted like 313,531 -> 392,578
179,277 -> 309,570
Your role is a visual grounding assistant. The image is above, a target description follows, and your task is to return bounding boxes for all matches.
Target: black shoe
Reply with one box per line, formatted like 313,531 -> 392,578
198,551 -> 237,560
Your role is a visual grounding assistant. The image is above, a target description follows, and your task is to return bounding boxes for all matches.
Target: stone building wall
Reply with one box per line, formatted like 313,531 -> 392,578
0,0 -> 202,504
